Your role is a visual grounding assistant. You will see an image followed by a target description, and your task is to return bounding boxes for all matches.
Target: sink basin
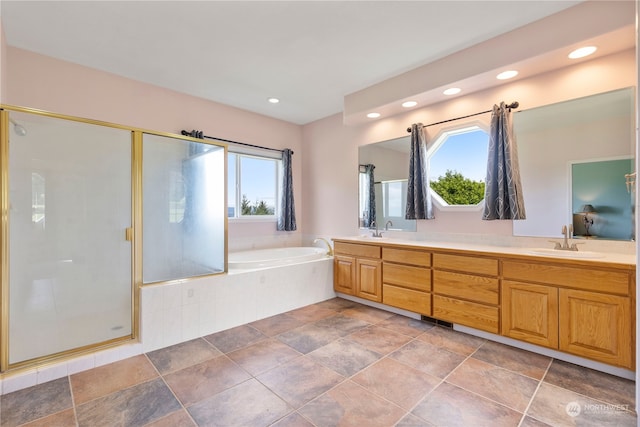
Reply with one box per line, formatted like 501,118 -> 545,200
527,248 -> 605,259
357,235 -> 390,240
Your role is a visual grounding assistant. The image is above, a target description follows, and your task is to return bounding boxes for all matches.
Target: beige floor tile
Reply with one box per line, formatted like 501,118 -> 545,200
227,338 -> 301,376
446,357 -> 539,412
298,380 -> 406,427
146,338 -> 221,375
70,355 -> 158,405
163,356 -> 251,406
348,325 -> 413,355
417,325 -> 485,356
352,357 -> 441,410
256,356 -> 344,408
472,340 -> 551,380
412,382 -> 523,427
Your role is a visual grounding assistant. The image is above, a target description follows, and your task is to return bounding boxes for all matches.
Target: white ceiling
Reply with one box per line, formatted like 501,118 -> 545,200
0,1 -> 602,125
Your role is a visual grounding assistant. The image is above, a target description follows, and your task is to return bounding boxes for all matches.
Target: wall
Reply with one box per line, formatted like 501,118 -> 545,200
4,47 -> 304,251
303,49 -> 636,246
0,22 -> 6,103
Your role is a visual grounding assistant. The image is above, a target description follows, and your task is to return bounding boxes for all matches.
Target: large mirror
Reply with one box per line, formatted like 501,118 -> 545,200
358,136 -> 417,232
512,87 -> 636,241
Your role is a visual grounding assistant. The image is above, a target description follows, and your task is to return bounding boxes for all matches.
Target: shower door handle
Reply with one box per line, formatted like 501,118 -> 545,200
125,227 -> 133,242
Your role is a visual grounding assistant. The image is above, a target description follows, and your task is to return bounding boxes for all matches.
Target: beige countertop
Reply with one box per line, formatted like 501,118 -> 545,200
333,236 -> 636,267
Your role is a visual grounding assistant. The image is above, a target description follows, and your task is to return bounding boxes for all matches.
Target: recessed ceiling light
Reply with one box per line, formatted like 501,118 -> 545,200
443,87 -> 461,95
402,101 -> 418,108
568,46 -> 597,59
496,70 -> 518,80
367,112 -> 381,119
267,97 -> 280,104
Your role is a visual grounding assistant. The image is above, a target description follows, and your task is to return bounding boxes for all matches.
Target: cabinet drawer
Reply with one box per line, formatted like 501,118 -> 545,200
433,270 -> 499,305
383,284 -> 431,315
433,253 -> 498,276
334,242 -> 381,259
383,263 -> 431,291
382,247 -> 431,267
433,295 -> 499,334
502,260 -> 630,296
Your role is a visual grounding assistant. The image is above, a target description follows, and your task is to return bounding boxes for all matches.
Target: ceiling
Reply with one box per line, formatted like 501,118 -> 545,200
0,1 -> 626,125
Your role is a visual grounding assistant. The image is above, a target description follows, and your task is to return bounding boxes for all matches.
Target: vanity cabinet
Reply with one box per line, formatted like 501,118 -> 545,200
432,253 -> 500,333
332,238 -> 635,370
382,247 -> 432,315
502,259 -> 634,369
502,280 -> 558,348
559,289 -> 632,368
333,242 -> 382,302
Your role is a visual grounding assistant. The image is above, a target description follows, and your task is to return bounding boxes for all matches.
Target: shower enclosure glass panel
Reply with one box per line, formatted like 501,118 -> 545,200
142,134 -> 226,283
7,111 -> 133,365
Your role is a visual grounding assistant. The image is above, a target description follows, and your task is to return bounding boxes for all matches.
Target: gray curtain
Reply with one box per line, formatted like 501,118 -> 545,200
277,148 -> 297,231
483,102 -> 526,220
406,123 -> 434,220
363,164 -> 376,227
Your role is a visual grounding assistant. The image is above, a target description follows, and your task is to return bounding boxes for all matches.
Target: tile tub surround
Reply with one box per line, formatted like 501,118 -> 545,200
141,257 -> 335,353
0,298 -> 636,427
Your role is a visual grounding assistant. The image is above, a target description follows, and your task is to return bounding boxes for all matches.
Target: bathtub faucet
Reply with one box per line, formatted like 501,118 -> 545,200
313,237 -> 334,256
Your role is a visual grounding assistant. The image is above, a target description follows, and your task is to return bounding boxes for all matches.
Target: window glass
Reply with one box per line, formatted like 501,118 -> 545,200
228,153 -> 279,218
228,153 -> 237,217
428,126 -> 488,207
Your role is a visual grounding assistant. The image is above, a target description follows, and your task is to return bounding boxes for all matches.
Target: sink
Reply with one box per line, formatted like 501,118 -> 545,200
357,235 -> 390,240
527,248 -> 605,259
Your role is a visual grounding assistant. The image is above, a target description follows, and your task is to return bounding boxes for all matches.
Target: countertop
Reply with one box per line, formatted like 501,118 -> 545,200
333,235 -> 637,267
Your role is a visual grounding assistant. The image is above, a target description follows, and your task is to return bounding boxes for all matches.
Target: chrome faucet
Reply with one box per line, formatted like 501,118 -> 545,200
385,220 -> 393,231
550,224 -> 582,251
313,237 -> 333,256
370,221 -> 383,238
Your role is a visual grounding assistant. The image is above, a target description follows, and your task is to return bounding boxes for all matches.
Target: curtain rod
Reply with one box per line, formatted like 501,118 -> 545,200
180,129 -> 293,155
405,101 -> 519,133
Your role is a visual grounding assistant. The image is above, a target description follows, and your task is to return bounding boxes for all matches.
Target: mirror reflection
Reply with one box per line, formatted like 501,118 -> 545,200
512,87 -> 635,241
359,136 -> 417,232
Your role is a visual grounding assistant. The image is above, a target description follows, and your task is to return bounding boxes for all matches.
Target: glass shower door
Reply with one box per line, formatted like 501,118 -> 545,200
7,111 -> 133,365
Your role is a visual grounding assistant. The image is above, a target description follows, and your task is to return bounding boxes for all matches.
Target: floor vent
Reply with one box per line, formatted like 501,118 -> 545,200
420,315 -> 453,328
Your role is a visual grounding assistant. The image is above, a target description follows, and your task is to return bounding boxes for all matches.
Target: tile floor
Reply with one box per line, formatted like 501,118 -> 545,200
0,297 -> 636,427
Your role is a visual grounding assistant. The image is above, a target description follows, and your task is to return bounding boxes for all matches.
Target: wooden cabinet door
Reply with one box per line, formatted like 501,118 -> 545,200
559,289 -> 633,369
502,281 -> 558,348
356,259 -> 382,302
333,255 -> 356,295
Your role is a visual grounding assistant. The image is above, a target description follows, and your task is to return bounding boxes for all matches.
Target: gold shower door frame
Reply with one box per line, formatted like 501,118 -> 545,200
0,105 -> 226,373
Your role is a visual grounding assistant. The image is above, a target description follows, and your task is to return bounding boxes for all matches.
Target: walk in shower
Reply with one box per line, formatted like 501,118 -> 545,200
0,107 -> 226,370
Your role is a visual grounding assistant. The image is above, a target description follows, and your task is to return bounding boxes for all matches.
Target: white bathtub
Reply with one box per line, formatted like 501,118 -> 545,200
228,246 -> 328,270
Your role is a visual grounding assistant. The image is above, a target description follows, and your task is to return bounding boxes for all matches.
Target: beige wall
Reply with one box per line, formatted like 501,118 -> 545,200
5,47 -> 304,250
302,49 -> 636,240
4,45 -> 636,246
0,22 -> 7,103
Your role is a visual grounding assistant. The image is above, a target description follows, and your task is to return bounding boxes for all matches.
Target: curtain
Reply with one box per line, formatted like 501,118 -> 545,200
363,164 -> 376,227
277,148 -> 297,231
406,123 -> 434,220
483,102 -> 526,220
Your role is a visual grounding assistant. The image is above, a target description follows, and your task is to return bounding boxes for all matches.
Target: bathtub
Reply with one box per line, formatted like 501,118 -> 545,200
141,246 -> 335,353
228,246 -> 328,270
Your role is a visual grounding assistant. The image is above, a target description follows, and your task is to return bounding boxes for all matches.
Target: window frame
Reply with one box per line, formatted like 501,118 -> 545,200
427,122 -> 489,212
228,150 -> 281,221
